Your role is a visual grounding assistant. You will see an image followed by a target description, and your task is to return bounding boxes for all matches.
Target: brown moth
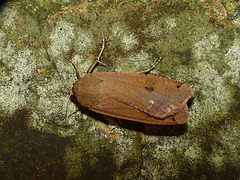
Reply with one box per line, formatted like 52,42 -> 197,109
66,33 -> 194,125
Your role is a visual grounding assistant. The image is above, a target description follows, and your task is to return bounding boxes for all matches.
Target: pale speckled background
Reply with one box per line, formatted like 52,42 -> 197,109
0,0 -> 239,179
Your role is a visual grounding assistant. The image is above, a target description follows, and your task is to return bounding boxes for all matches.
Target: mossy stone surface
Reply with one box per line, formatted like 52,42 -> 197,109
0,0 -> 239,179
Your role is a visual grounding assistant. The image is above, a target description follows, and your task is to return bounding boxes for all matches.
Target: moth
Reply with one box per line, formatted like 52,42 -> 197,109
65,33 -> 193,125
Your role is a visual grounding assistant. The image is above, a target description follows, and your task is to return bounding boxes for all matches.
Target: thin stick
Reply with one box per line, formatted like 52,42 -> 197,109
87,31 -> 106,74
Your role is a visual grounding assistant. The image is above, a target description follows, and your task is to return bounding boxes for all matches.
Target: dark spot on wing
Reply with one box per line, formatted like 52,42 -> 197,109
145,86 -> 154,92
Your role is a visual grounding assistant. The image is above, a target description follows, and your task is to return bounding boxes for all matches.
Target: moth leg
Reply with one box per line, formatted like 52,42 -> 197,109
68,108 -> 82,118
104,116 -> 125,132
87,31 -> 106,74
136,57 -> 162,74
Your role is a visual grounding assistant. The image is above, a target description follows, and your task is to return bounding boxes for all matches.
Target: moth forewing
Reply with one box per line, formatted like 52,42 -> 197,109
65,32 -> 193,125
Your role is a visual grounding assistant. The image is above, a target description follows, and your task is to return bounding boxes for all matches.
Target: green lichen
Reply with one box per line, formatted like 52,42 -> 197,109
65,122 -> 143,179
29,79 -> 81,136
121,33 -> 138,51
223,38 -> 240,84
1,0 -> 240,179
114,50 -> 153,73
142,135 -> 192,179
209,124 -> 240,172
74,29 -> 95,54
173,30 -> 235,128
0,7 -> 17,29
175,61 -> 235,128
110,22 -> 127,38
49,21 -> 75,57
28,20 -> 100,136
0,38 -> 37,115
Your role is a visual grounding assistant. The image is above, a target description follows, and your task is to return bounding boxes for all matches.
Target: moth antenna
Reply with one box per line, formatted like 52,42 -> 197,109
54,57 -> 71,87
64,56 -> 81,79
87,30 -> 106,74
136,57 -> 163,74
